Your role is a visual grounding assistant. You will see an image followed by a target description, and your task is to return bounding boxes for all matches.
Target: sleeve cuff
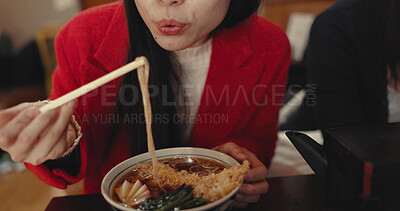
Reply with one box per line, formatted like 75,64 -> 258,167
61,115 -> 83,157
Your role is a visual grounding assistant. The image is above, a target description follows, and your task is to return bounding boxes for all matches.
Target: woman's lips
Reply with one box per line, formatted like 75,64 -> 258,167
156,19 -> 187,35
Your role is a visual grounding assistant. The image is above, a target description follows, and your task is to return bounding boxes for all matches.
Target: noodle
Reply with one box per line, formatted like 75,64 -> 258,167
136,60 -> 157,176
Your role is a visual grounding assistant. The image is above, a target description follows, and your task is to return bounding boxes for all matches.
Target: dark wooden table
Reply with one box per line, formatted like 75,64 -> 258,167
46,175 -> 331,211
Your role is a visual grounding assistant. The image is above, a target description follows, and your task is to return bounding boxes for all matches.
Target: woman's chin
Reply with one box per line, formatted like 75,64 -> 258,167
154,37 -> 202,51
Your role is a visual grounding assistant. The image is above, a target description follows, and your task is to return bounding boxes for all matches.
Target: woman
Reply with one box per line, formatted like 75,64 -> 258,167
0,0 -> 290,207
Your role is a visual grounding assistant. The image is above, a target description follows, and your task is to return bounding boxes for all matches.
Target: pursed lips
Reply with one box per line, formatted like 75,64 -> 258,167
156,19 -> 188,35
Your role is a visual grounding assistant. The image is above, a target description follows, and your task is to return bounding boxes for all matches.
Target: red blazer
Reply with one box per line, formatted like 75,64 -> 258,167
25,2 -> 290,194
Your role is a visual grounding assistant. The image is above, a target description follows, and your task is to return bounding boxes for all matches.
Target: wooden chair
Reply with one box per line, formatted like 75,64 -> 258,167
36,26 -> 61,97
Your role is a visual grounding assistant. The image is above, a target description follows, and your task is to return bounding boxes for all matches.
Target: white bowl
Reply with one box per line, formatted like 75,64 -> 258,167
101,147 -> 241,211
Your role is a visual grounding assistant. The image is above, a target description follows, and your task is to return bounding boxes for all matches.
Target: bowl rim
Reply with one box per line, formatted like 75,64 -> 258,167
101,147 -> 242,211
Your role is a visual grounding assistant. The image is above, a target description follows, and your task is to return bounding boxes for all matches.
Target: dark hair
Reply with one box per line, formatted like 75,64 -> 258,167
383,0 -> 400,82
101,0 -> 262,165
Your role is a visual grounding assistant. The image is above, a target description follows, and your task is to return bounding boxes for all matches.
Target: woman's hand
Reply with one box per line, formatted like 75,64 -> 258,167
0,100 -> 78,165
215,142 -> 269,208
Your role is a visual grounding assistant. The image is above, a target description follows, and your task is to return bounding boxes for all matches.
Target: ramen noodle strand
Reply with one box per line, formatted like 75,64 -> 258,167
136,60 -> 157,175
136,59 -> 169,195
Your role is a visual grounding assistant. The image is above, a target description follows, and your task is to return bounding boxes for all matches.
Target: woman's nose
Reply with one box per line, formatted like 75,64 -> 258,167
159,0 -> 184,6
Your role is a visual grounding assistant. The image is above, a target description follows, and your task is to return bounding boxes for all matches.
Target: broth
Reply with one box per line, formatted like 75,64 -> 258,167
112,157 -> 228,202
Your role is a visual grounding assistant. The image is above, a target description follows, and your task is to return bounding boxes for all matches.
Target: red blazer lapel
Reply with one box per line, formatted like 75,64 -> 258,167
191,26 -> 265,144
92,3 -> 129,73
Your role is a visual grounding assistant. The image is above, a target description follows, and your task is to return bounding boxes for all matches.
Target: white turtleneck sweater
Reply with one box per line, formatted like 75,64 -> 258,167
174,38 -> 212,142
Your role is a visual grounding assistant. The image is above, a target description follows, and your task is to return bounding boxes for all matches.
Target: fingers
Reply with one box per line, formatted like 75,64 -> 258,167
238,180 -> 269,195
0,107 -> 40,150
241,147 -> 264,168
0,103 -> 32,126
245,166 -> 268,182
238,148 -> 268,182
234,180 -> 269,208
6,108 -> 59,162
217,142 -> 248,161
48,129 -> 70,160
29,101 -> 77,161
23,101 -> 77,165
217,142 -> 268,182
11,108 -> 59,153
37,100 -> 77,150
243,151 -> 268,182
216,142 -> 269,207
2,100 -> 77,165
26,127 -> 69,165
50,100 -> 77,143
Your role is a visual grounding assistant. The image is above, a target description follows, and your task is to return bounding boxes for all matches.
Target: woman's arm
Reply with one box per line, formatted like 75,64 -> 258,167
215,33 -> 290,207
23,17 -> 89,189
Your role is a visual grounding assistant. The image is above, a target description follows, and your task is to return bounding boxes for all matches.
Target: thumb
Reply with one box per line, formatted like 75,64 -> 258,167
234,150 -> 248,162
218,142 -> 248,162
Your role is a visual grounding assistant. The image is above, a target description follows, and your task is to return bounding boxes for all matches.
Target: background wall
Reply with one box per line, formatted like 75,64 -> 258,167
0,0 -> 80,53
263,0 -> 337,30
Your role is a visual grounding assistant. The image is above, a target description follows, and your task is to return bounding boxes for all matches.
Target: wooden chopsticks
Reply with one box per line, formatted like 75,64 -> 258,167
39,56 -> 148,113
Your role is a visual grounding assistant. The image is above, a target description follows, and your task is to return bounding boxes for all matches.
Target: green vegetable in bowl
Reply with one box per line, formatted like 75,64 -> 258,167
138,184 -> 206,210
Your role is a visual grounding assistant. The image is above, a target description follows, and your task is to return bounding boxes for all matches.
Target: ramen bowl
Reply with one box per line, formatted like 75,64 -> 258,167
101,147 -> 242,211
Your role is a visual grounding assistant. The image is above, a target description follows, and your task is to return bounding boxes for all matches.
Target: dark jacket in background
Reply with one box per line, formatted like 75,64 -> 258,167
0,34 -> 44,90
12,41 -> 44,87
0,33 -> 13,89
283,0 -> 388,131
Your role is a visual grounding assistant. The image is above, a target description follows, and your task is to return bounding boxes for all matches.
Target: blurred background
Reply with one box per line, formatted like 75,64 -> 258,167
0,0 -> 336,210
